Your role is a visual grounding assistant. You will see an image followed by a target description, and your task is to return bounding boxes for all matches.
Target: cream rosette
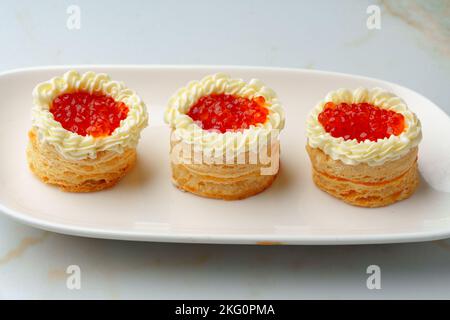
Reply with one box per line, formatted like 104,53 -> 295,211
306,88 -> 422,166
32,70 -> 148,161
164,73 -> 285,163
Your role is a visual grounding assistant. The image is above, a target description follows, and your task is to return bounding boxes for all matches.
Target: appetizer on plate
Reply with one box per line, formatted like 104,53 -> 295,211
306,88 -> 422,207
164,73 -> 285,200
27,70 -> 148,192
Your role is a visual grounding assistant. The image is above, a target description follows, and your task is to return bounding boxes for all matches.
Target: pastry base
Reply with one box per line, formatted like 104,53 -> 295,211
171,162 -> 278,200
27,129 -> 136,192
306,145 -> 419,208
170,137 -> 280,200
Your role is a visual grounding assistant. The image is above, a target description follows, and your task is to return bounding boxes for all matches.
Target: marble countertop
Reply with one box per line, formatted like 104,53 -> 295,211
0,0 -> 449,299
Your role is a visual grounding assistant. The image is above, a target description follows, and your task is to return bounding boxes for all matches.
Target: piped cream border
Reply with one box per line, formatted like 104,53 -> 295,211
164,73 -> 285,157
32,70 -> 148,160
306,87 -> 422,166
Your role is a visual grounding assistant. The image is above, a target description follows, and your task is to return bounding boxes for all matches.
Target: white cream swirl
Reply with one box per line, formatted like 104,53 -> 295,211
32,70 -> 148,160
306,88 -> 422,166
164,73 -> 285,156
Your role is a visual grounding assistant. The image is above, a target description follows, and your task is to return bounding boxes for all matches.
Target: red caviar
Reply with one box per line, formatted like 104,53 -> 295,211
50,91 -> 129,137
187,94 -> 268,133
318,102 -> 405,142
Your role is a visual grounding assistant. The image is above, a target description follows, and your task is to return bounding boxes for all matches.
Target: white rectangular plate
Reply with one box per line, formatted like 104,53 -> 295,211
0,65 -> 449,245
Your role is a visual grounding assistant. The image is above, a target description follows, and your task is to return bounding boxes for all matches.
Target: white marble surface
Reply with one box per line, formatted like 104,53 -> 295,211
0,0 -> 449,299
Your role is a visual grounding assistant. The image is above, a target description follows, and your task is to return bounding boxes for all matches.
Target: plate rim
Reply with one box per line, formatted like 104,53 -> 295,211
0,64 -> 449,245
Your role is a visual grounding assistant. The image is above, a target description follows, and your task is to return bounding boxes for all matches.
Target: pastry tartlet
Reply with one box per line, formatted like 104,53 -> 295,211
27,70 -> 148,192
164,73 -> 285,200
306,88 -> 422,207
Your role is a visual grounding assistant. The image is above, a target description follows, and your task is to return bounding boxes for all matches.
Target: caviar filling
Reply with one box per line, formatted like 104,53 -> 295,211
50,91 -> 129,137
318,102 -> 405,142
187,93 -> 269,133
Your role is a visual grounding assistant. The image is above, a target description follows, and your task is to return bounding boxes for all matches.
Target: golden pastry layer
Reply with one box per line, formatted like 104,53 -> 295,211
171,163 -> 277,200
27,129 -> 136,192
306,145 -> 419,207
170,137 -> 280,200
